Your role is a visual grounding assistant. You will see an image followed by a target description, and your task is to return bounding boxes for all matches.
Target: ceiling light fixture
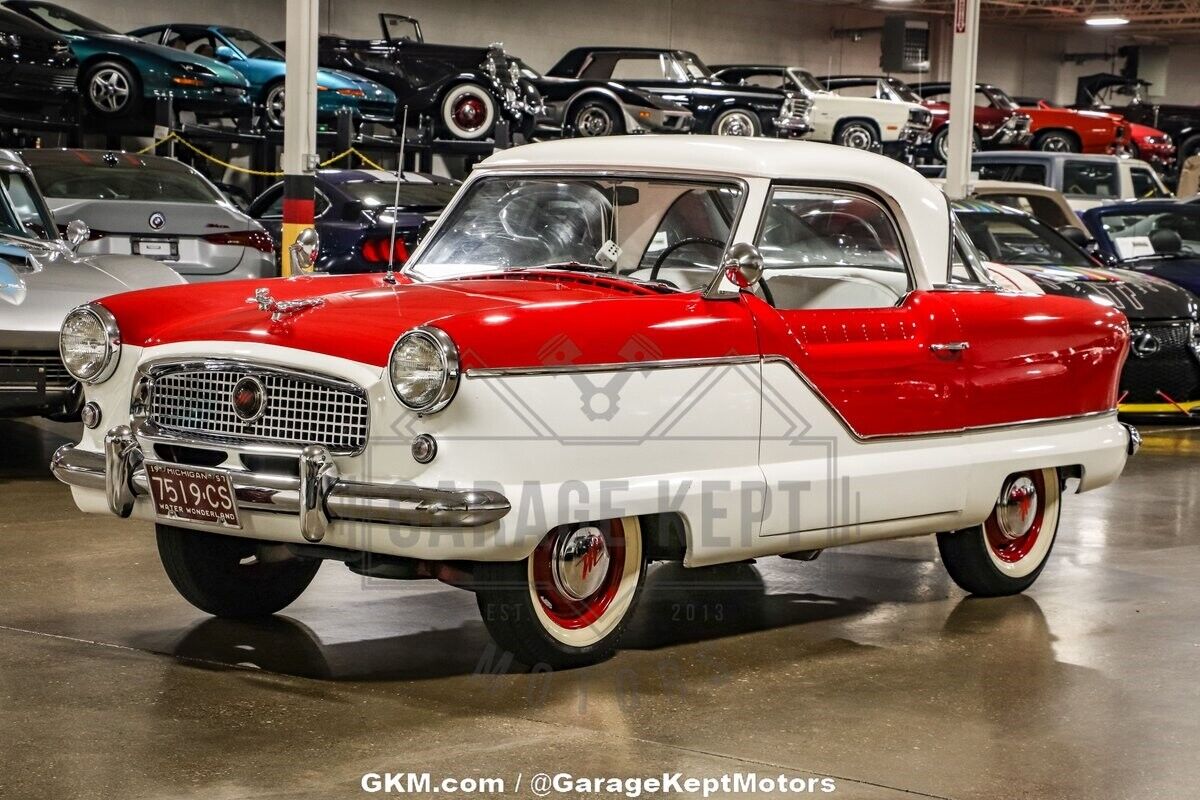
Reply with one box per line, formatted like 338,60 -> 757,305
1086,16 -> 1130,26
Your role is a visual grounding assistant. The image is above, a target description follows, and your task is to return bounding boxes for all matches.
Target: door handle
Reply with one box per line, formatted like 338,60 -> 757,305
930,341 -> 970,352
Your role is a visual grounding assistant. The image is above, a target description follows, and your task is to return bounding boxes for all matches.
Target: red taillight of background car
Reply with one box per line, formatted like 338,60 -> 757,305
203,230 -> 275,253
359,237 -> 409,264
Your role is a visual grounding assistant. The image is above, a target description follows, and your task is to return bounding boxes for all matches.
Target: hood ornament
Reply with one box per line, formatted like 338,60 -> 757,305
248,288 -> 324,322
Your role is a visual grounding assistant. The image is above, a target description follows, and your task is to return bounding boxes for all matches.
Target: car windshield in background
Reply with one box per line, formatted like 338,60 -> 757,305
341,182 -> 458,212
223,29 -> 283,60
0,170 -> 55,240
676,52 -> 712,79
884,78 -> 923,104
408,176 -> 743,282
1098,209 -> 1200,260
19,3 -> 115,34
958,212 -> 1094,267
1062,161 -> 1120,198
987,87 -> 1020,111
30,164 -> 223,204
790,69 -> 826,94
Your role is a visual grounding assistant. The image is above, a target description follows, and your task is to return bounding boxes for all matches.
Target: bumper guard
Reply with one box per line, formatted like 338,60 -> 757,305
51,425 -> 511,543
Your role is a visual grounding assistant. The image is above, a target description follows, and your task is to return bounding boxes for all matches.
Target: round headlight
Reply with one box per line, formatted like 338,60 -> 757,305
60,304 -> 120,384
389,326 -> 459,413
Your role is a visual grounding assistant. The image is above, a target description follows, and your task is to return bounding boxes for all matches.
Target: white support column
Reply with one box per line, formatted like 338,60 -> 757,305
281,0 -> 320,276
943,0 -> 981,201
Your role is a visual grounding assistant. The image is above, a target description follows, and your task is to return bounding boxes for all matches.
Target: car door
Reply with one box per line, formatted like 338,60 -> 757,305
749,184 -> 969,538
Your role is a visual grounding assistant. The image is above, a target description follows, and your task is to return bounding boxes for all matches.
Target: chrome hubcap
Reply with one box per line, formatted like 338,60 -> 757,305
717,112 -> 755,136
90,69 -> 130,113
996,476 -> 1039,540
1041,136 -> 1070,152
451,93 -> 487,131
266,86 -> 286,126
576,107 -> 613,136
842,126 -> 874,149
550,525 -> 610,600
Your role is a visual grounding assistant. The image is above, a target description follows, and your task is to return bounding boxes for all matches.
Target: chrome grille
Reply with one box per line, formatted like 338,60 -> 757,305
148,365 -> 369,453
783,96 -> 812,120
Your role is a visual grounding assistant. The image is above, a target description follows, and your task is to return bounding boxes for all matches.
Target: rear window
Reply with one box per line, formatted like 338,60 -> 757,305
27,163 -> 224,204
975,163 -> 1048,185
341,182 -> 457,212
1062,161 -> 1119,198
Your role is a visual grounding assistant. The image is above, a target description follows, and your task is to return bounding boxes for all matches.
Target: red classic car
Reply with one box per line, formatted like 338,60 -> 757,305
1015,97 -> 1176,171
910,82 -> 1033,162
50,138 -> 1136,668
918,82 -> 1127,155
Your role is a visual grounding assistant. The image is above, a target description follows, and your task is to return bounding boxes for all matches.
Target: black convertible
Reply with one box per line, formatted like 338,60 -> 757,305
305,13 -> 541,141
545,47 -> 810,138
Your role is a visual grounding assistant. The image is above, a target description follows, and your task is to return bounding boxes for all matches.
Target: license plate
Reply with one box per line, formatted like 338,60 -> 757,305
146,462 -> 241,529
133,238 -> 178,260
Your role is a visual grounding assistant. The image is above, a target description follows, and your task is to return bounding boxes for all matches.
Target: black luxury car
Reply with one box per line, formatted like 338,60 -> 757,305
1074,73 -> 1200,168
545,47 -> 810,137
0,5 -> 77,126
514,58 -> 692,137
303,13 -> 541,141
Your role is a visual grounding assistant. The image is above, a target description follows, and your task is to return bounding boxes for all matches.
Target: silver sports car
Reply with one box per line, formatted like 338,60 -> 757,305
0,151 -> 183,419
16,149 -> 275,282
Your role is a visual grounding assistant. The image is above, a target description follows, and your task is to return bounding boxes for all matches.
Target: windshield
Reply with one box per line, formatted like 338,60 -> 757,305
987,87 -> 1020,111
408,175 -> 743,282
18,2 -> 115,34
788,69 -> 826,94
958,211 -> 1094,267
675,52 -> 712,79
0,169 -> 56,240
29,161 -> 224,203
222,28 -> 283,60
1097,208 -> 1200,261
341,181 -> 458,213
884,78 -> 923,104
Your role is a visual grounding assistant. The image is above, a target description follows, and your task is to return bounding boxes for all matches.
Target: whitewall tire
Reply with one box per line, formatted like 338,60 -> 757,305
440,83 -> 497,140
711,108 -> 760,137
937,468 -> 1061,596
475,517 -> 646,668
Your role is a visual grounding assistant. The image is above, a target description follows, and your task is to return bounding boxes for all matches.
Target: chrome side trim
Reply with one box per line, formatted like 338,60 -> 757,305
50,432 -> 511,539
465,354 -> 761,379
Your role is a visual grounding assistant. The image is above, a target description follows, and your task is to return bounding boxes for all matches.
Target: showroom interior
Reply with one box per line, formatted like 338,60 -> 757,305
4,0 -> 1200,798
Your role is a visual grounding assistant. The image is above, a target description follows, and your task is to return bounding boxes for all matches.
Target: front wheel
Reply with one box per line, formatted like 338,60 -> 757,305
932,127 -> 981,163
475,517 -> 646,668
937,468 -> 1061,596
439,83 -> 497,140
83,61 -> 140,117
710,108 -> 761,137
834,120 -> 880,151
263,82 -> 286,128
156,524 -> 321,618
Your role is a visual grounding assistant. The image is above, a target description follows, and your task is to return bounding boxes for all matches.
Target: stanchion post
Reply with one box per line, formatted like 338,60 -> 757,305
281,0 -> 320,277
944,0 -> 981,201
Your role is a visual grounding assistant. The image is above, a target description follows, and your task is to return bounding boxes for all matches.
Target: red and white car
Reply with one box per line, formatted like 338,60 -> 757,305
51,137 -> 1136,668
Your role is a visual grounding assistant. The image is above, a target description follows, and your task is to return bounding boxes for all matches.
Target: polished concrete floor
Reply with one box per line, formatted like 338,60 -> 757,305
1,418 -> 1198,800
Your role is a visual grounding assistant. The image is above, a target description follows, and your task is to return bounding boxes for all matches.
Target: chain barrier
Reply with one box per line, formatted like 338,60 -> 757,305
135,132 -> 389,175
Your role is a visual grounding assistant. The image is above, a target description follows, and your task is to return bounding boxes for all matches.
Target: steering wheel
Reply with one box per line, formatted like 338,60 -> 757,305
649,236 -> 727,282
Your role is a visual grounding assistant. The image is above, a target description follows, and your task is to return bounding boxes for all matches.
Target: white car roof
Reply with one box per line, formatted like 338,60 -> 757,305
478,136 -> 952,286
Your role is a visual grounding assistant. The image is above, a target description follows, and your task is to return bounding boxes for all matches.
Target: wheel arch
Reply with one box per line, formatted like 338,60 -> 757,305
563,88 -> 629,128
834,116 -> 882,138
1033,127 -> 1082,148
79,54 -> 144,91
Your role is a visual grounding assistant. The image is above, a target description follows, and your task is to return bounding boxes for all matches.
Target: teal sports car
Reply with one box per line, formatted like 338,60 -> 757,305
2,1 -> 250,120
129,24 -> 397,129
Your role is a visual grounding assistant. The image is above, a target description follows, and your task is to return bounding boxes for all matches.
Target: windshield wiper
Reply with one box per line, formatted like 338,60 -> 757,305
528,261 -> 614,273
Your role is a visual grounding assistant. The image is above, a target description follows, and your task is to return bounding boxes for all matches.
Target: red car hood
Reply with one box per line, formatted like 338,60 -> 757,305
98,271 -> 755,371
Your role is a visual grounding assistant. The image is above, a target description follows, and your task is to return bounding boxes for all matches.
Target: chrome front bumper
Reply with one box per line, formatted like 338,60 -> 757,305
50,425 -> 511,543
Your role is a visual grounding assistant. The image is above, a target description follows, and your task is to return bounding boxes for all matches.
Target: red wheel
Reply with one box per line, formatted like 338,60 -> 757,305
938,468 -> 1061,595
475,517 -> 645,668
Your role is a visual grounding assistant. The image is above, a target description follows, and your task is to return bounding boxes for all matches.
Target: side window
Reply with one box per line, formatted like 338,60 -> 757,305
134,29 -> 164,45
974,90 -> 994,108
755,187 -> 911,310
834,85 -> 880,99
1062,161 -> 1119,197
950,226 -> 993,286
739,73 -> 785,90
257,186 -> 285,218
609,56 -> 667,81
639,187 -> 735,269
976,163 -> 1047,185
1130,167 -> 1168,199
314,191 -> 331,217
166,30 -> 218,59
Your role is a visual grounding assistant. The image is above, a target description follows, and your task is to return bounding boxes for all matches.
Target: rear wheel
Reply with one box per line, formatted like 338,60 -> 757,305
932,126 -> 981,163
263,81 -> 286,128
439,83 -> 497,140
937,468 -> 1061,596
1032,130 -> 1080,152
83,61 -> 140,118
156,524 -> 320,618
475,517 -> 645,668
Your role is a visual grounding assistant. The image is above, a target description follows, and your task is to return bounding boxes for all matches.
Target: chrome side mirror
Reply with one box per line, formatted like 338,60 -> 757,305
288,228 -> 320,274
65,219 -> 89,253
721,241 -> 764,289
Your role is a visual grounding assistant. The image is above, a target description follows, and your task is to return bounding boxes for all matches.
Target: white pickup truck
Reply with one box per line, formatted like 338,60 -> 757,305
714,64 -> 932,158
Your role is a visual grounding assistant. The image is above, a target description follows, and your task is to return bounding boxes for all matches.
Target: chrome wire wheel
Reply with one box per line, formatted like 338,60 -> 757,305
265,83 -> 286,128
88,67 -> 132,114
713,109 -> 759,137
